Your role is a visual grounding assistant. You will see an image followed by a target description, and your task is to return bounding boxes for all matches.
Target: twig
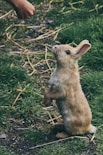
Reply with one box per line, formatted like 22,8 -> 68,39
0,45 -> 5,48
46,110 -> 55,125
27,27 -> 64,42
89,4 -> 103,13
15,127 -> 31,131
8,39 -> 27,50
26,53 -> 37,74
97,124 -> 103,130
12,84 -> 29,107
0,10 -> 13,19
32,89 -> 43,98
90,133 -> 96,142
0,106 -> 12,109
38,68 -> 52,74
47,115 -> 62,123
29,136 -> 89,150
69,1 -> 83,11
43,106 -> 54,110
44,45 -> 52,71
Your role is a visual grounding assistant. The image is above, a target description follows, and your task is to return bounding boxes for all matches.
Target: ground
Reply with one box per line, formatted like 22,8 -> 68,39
0,0 -> 103,155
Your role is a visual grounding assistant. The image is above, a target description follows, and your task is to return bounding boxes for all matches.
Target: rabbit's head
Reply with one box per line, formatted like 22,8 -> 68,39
52,40 -> 91,68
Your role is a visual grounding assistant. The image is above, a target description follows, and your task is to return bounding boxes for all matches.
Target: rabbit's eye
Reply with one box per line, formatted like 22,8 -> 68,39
65,50 -> 71,55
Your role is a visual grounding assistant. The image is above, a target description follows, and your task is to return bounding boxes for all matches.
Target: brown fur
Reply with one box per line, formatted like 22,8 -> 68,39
43,40 -> 96,135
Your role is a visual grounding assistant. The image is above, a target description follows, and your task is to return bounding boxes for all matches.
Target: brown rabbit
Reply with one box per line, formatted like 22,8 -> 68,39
43,40 -> 96,136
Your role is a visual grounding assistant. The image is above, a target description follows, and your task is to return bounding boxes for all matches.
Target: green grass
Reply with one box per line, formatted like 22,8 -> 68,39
81,72 -> 103,100
0,149 -> 16,155
0,0 -> 103,154
37,139 -> 88,155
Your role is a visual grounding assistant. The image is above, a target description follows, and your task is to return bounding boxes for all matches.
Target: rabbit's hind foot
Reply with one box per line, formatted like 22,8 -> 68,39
56,132 -> 68,139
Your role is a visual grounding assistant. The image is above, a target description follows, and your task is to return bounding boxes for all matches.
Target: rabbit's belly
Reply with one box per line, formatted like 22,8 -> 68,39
56,99 -> 72,119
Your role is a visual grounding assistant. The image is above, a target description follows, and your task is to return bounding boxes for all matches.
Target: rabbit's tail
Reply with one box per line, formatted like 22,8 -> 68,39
88,124 -> 97,134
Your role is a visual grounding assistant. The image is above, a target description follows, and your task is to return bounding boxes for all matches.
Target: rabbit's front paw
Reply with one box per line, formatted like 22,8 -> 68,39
42,96 -> 52,106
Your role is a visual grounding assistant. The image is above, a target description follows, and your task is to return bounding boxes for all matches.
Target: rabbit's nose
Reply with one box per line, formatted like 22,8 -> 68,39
52,45 -> 59,51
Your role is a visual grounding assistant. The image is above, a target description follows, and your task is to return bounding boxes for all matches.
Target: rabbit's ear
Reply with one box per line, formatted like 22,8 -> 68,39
75,40 -> 91,59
